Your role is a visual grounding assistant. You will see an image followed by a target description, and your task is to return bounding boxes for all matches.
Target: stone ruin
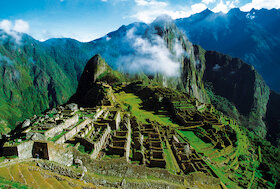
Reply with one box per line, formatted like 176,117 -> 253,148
0,86 -> 249,188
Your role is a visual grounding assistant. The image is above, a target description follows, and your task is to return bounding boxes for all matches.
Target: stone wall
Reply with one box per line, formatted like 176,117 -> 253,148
48,142 -> 74,166
124,116 -> 131,162
114,111 -> 121,130
56,119 -> 92,144
45,115 -> 79,138
94,109 -> 104,120
91,124 -> 111,159
18,141 -> 34,159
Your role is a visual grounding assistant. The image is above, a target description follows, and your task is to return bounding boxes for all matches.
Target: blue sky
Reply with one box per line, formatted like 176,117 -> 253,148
0,0 -> 279,42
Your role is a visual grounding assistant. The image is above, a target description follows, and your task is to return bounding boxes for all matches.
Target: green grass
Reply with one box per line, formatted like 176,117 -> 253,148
177,130 -> 239,188
78,144 -> 91,154
177,130 -> 214,156
51,130 -> 67,142
163,148 -> 177,174
115,92 -> 179,127
0,177 -> 30,189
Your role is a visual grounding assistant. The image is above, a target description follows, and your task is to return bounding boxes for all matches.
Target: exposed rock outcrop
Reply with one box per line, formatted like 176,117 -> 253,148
69,54 -> 113,107
148,17 -> 209,103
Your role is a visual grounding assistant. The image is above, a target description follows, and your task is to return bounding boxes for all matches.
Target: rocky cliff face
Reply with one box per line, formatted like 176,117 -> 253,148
69,54 -> 118,107
146,16 -> 209,103
203,51 -> 270,137
183,45 -> 209,104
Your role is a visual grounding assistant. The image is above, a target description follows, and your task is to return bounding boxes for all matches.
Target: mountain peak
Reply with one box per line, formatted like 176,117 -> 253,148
228,8 -> 245,17
152,15 -> 174,28
75,54 -> 110,93
201,8 -> 213,15
81,54 -> 109,84
69,54 -> 112,107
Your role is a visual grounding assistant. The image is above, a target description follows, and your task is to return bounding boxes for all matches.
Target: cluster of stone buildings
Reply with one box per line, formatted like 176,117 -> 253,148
0,103 -> 117,165
0,90 -> 238,181
130,119 -> 167,168
171,135 -> 214,176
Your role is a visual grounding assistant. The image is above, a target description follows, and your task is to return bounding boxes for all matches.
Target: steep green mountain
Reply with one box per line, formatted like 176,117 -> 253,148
69,54 -> 125,107
0,31 -> 95,133
1,54 -> 279,188
202,51 -> 270,138
0,15 -> 280,147
0,18 -> 210,133
175,8 -> 280,93
43,38 -> 96,85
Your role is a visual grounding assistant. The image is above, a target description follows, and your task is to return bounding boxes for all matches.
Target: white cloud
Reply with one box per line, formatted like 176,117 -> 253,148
117,27 -> 181,77
212,0 -> 231,13
0,20 -> 12,32
202,0 -> 216,5
131,9 -> 190,23
241,0 -> 280,11
212,64 -> 221,71
135,0 -> 167,6
13,20 -> 29,33
106,36 -> 111,41
191,3 -> 208,14
33,30 -> 97,42
0,19 -> 30,43
0,19 -> 29,33
101,0 -> 108,2
131,0 -> 215,23
131,0 -> 192,23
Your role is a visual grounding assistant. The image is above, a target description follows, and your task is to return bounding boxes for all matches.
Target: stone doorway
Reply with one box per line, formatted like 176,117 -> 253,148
32,142 -> 49,160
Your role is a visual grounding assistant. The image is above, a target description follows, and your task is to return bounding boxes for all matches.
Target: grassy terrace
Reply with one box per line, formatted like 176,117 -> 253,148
0,159 -> 190,188
0,177 -> 30,189
50,116 -> 86,142
176,130 -> 215,156
50,130 -> 67,142
115,92 -> 180,127
162,136 -> 181,174
176,130 -> 238,188
176,118 -> 259,189
0,161 -> 97,188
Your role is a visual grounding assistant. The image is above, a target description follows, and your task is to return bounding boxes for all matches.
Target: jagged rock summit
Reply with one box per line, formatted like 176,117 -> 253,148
75,54 -> 110,93
69,54 -> 121,107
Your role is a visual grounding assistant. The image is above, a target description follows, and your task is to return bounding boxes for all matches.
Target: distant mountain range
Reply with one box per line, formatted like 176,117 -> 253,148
175,8 -> 280,93
0,8 -> 280,147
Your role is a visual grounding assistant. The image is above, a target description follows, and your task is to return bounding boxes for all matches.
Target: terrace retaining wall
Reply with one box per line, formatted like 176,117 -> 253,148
56,119 -> 92,144
45,115 -> 79,138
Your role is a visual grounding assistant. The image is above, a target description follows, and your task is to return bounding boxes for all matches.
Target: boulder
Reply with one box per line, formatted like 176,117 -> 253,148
66,103 -> 78,111
31,133 -> 46,141
22,119 -> 31,128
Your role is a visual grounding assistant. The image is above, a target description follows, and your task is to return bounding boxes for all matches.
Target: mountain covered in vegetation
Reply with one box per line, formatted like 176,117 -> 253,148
0,31 -> 97,133
1,53 -> 279,188
0,10 -> 280,149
